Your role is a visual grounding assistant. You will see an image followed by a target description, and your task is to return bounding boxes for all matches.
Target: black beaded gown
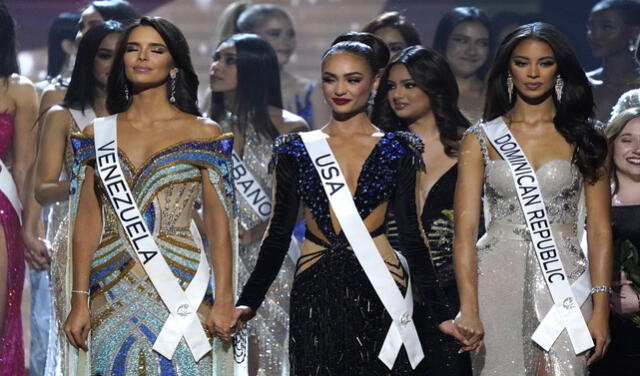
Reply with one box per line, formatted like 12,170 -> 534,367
590,204 -> 640,376
237,131 -> 450,375
414,165 -> 472,376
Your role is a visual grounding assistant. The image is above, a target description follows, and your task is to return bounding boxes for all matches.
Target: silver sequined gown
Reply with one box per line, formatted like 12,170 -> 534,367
469,125 -> 591,376
221,118 -> 294,376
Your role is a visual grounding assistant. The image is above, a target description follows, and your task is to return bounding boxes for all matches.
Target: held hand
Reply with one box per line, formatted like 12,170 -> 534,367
63,303 -> 91,351
440,319 -> 484,354
454,313 -> 484,346
21,229 -> 50,270
230,306 -> 253,334
586,313 -> 611,365
207,301 -> 234,342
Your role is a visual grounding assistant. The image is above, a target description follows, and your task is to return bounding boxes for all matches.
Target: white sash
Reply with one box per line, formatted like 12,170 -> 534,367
483,117 -> 593,354
299,130 -> 424,370
231,150 -> 301,261
93,115 -> 211,360
69,107 -> 96,132
0,159 -> 21,223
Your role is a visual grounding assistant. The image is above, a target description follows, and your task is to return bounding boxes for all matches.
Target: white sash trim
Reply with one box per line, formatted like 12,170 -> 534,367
0,159 -> 21,223
299,130 -> 424,369
69,107 -> 96,132
483,117 -> 593,354
93,115 -> 211,360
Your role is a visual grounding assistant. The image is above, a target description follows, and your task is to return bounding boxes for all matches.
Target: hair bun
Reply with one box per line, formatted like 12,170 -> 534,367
331,31 -> 390,72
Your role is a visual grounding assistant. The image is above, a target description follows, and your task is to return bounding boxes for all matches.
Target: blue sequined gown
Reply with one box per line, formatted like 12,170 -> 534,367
69,131 -> 236,375
237,131 -> 450,375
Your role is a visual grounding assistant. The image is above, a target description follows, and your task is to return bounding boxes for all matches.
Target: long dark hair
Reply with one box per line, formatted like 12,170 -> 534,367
47,12 -> 80,78
433,6 -> 492,77
372,46 -> 470,156
210,33 -> 282,141
63,21 -> 123,113
0,2 -> 19,79
106,17 -> 200,116
88,0 -> 139,25
361,11 -> 422,46
484,22 -> 607,182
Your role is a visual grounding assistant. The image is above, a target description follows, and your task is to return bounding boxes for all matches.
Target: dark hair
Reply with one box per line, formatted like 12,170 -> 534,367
361,11 -> 422,47
433,6 -> 492,77
64,21 -> 123,113
324,32 -> 390,74
210,33 -> 282,141
0,2 -> 19,78
236,3 -> 291,33
106,17 -> 200,116
484,22 -> 607,182
88,0 -> 139,26
47,12 -> 80,78
592,0 -> 640,26
372,46 -> 470,156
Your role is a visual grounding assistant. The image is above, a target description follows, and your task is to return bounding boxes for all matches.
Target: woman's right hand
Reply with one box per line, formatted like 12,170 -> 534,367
64,298 -> 91,351
230,305 -> 254,333
454,312 -> 485,347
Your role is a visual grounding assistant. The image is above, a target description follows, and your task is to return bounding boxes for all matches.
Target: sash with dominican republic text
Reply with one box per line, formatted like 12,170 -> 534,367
299,130 -> 424,370
483,117 -> 593,354
0,159 -> 21,223
93,115 -> 211,360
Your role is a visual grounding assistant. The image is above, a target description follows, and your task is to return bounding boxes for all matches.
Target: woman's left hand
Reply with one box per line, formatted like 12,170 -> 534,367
439,319 -> 483,354
586,312 -> 611,365
206,300 -> 234,342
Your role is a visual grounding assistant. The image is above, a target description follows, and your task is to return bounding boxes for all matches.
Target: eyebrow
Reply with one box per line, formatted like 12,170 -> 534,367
126,42 -> 168,48
512,55 -> 555,60
323,72 -> 364,77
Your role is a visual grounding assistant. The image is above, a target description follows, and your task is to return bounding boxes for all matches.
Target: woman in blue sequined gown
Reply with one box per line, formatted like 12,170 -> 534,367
233,36 -> 452,375
454,23 -> 612,375
63,17 -> 237,375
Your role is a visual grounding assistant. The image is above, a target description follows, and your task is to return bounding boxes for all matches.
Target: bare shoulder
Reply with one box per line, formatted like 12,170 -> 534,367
189,116 -> 222,138
268,107 -> 309,134
43,105 -> 72,124
9,74 -> 36,96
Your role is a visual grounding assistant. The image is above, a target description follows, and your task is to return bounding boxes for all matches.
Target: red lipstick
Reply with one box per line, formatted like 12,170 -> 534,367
332,98 -> 352,105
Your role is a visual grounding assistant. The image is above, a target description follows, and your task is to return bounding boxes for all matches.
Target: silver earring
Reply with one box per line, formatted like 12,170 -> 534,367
169,71 -> 177,103
124,85 -> 129,101
506,72 -> 514,102
629,39 -> 637,53
555,75 -> 564,102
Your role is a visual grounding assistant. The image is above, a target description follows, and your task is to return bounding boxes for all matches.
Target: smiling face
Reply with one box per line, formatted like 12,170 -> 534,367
509,38 -> 558,101
588,8 -> 635,58
445,20 -> 490,78
252,15 -> 295,67
209,42 -> 237,93
76,5 -> 104,44
375,26 -> 407,56
123,26 -> 176,90
93,32 -> 120,88
321,51 -> 374,115
386,64 -> 431,123
613,117 -> 640,181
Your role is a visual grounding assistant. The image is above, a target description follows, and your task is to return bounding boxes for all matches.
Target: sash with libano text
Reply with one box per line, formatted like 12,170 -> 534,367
483,117 -> 593,354
299,130 -> 424,370
93,115 -> 212,360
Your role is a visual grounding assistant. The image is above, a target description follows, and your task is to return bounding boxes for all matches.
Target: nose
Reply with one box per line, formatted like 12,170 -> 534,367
392,86 -> 404,99
138,48 -> 149,61
527,64 -> 539,79
466,43 -> 478,57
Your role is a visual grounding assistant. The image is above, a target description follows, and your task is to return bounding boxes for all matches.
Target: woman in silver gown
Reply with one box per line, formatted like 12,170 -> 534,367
453,23 -> 612,375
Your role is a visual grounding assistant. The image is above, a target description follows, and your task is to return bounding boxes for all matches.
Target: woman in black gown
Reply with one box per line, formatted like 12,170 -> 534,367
591,89 -> 640,376
233,36 -> 453,374
373,45 -> 472,375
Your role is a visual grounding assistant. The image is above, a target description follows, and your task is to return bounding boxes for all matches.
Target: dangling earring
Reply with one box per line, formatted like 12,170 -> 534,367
124,84 -> 130,101
506,72 -> 514,102
555,75 -> 564,102
169,71 -> 177,104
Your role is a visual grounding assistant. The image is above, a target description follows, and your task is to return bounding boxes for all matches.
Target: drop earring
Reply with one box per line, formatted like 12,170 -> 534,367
506,72 -> 514,102
555,75 -> 564,102
124,85 -> 130,101
169,71 -> 177,104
